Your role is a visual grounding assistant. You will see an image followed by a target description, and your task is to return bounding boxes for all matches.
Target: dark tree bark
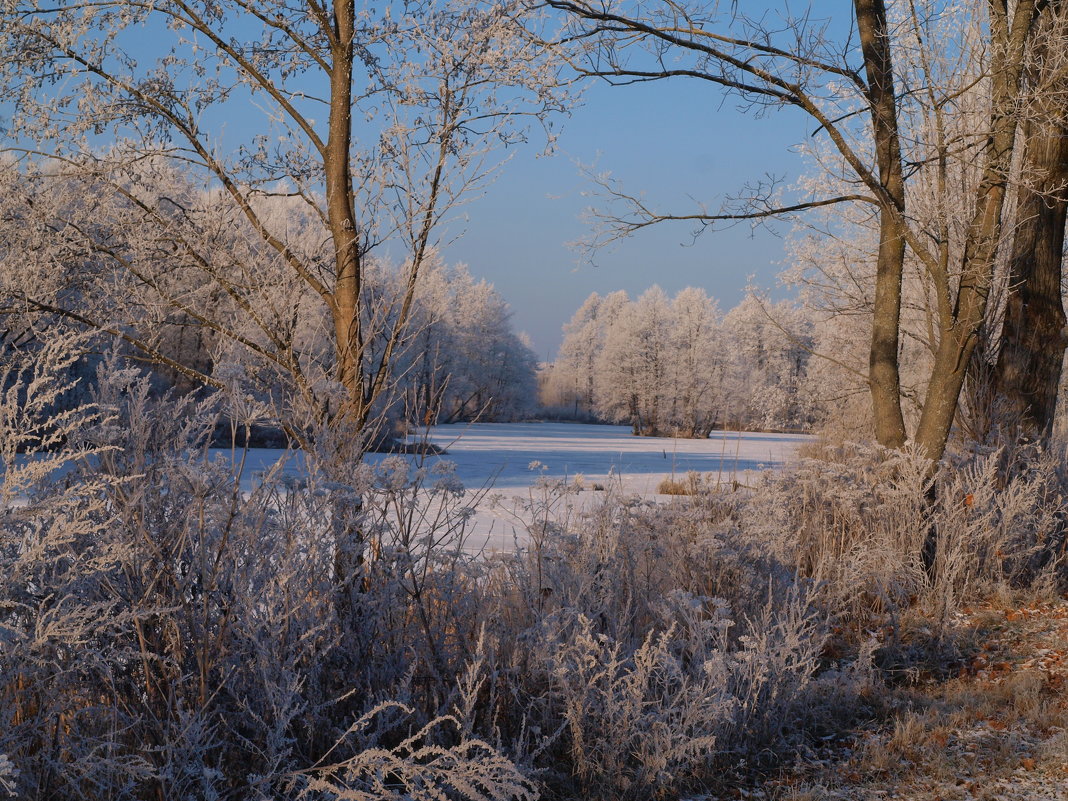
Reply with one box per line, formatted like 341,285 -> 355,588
994,40 -> 1068,438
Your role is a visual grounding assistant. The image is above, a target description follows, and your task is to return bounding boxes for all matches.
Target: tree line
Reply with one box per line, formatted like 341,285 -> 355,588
543,288 -> 816,435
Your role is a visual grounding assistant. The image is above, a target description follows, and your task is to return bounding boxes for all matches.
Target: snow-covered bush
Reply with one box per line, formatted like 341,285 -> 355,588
475,482 -> 828,800
296,703 -> 535,801
0,341 -> 516,799
13,336 -> 1061,800
929,443 -> 1068,616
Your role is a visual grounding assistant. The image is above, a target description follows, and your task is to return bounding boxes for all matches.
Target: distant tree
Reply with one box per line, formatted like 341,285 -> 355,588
591,294 -> 639,432
596,286 -> 673,435
436,269 -> 539,423
402,260 -> 457,426
547,289 -> 633,421
551,287 -> 812,436
721,295 -> 813,432
549,292 -> 604,417
667,287 -> 723,437
400,262 -> 538,425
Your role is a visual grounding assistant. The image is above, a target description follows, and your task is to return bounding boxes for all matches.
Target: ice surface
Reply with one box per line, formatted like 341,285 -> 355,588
385,422 -> 809,551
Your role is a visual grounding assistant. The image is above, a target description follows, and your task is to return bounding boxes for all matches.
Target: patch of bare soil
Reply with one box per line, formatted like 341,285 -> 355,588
763,597 -> 1068,801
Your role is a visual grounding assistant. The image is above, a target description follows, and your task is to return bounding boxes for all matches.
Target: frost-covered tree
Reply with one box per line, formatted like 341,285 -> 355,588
780,2 -> 1068,446
550,286 -> 812,436
0,160 -> 351,437
667,287 -> 723,438
721,295 -> 814,432
401,262 -> 538,425
546,292 -> 604,417
0,160 -> 543,440
0,0 -> 566,441
540,0 -> 1064,462
551,287 -> 813,436
596,286 -> 674,436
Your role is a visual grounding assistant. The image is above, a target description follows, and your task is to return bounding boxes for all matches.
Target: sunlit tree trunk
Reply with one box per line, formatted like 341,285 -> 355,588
914,0 -> 1042,462
856,0 -> 908,450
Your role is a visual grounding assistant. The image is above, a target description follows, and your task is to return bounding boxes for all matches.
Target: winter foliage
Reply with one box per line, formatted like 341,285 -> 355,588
0,0 -> 567,440
0,333 -> 829,800
3,0 -> 1068,798
399,261 -> 539,426
4,331 -> 1063,799
0,160 -> 539,435
544,287 -> 816,435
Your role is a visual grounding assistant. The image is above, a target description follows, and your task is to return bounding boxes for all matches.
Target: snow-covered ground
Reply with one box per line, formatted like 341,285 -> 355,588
407,422 -> 808,551
212,422 -> 809,552
8,422 -> 807,551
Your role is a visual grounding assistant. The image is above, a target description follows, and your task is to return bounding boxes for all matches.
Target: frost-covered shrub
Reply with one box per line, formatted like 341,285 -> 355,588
739,443 -> 931,625
0,343 -> 514,800
928,443 -> 1067,616
0,754 -> 15,798
297,703 -> 535,801
518,593 -> 822,800
532,610 -> 729,798
0,338 -> 140,796
18,341 -> 1034,801
478,483 -> 827,800
742,441 -> 1068,633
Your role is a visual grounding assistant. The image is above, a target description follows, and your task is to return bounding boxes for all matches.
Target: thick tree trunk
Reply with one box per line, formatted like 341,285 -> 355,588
913,0 -> 1040,464
856,0 -> 908,449
916,0 -> 1042,578
994,65 -> 1068,438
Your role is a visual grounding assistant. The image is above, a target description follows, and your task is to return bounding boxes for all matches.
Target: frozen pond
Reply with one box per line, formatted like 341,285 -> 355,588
218,422 -> 808,552
398,421 -> 806,492
402,422 -> 807,551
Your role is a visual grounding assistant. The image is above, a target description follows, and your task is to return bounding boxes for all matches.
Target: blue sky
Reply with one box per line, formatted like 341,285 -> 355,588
444,77 -> 817,359
436,0 -> 856,359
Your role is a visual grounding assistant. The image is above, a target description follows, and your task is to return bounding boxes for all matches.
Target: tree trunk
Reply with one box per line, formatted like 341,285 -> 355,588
326,0 -> 365,427
916,0 -> 1042,579
856,0 -> 908,450
913,0 -> 1040,464
994,50 -> 1068,438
